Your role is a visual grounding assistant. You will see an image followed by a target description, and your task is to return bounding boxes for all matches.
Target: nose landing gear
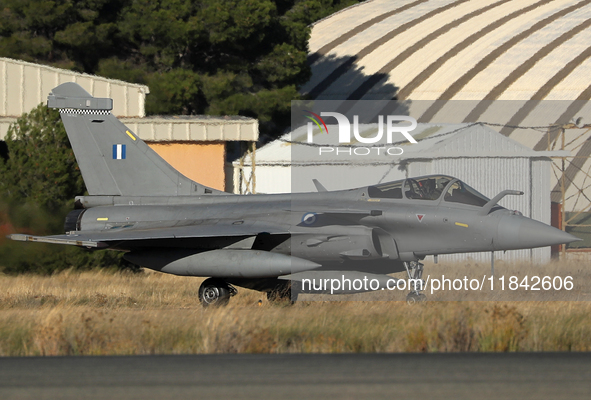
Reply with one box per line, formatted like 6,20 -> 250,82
404,261 -> 427,305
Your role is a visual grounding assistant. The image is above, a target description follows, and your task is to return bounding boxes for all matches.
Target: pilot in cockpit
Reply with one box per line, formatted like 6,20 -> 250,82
421,179 -> 435,198
416,177 -> 449,200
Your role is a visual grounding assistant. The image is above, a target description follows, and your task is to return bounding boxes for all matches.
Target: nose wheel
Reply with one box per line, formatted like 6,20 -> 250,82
406,292 -> 427,304
404,261 -> 427,304
198,278 -> 237,307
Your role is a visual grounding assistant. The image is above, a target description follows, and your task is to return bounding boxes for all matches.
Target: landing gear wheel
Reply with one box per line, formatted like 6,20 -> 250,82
406,293 -> 420,305
198,278 -> 235,307
404,261 -> 427,305
406,293 -> 427,305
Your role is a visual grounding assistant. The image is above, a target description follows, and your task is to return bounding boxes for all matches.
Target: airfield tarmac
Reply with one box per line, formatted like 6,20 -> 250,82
0,353 -> 589,399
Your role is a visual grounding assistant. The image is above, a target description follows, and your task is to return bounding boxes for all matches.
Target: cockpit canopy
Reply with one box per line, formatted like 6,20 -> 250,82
368,175 -> 490,207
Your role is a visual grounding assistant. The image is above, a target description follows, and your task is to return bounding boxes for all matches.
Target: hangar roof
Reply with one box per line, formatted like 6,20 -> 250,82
121,115 -> 258,142
305,0 -> 591,103
0,57 -> 148,118
237,122 -> 566,166
303,0 -> 591,204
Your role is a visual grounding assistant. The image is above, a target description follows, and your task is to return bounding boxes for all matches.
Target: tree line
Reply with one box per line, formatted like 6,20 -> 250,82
0,0 -> 360,136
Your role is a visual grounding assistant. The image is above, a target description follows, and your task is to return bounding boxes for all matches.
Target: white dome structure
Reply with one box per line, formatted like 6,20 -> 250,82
303,0 -> 591,231
305,0 -> 591,103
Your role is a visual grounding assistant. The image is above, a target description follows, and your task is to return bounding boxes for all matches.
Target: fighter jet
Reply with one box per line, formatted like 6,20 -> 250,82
9,83 -> 579,305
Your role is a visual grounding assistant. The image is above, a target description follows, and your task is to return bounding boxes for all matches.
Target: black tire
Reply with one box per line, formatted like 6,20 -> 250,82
406,293 -> 427,305
406,293 -> 419,305
199,278 -> 231,307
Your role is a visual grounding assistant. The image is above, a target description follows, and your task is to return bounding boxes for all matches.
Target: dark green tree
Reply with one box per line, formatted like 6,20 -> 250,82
0,104 -> 133,274
0,0 -> 124,71
0,104 -> 84,212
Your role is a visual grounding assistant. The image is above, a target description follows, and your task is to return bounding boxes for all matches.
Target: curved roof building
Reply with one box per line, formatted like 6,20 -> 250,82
305,0 -> 591,103
303,0 -> 591,217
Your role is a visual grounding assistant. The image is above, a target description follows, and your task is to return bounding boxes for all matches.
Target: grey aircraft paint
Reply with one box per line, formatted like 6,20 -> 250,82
8,83 -> 580,305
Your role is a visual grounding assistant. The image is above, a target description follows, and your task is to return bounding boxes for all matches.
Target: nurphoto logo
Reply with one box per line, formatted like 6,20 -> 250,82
304,111 -> 417,156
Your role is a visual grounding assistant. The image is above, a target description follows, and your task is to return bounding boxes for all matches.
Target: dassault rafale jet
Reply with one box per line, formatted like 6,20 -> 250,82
9,83 -> 579,305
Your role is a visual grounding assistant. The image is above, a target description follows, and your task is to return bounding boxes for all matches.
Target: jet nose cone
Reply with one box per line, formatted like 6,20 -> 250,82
521,220 -> 580,247
495,215 -> 581,251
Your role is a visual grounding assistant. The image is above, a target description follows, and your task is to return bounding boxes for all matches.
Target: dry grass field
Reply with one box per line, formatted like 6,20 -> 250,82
0,261 -> 590,356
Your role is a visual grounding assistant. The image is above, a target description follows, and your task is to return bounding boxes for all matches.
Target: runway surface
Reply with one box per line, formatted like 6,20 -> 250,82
1,353 -> 590,399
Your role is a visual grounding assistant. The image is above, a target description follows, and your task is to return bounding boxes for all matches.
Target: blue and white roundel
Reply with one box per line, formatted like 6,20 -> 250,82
302,212 -> 317,225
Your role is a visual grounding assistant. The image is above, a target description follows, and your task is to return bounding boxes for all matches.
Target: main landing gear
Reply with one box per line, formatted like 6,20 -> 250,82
404,261 -> 427,305
198,278 -> 237,307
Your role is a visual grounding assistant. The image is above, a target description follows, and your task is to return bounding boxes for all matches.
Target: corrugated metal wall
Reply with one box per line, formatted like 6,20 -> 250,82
531,158 -> 552,262
432,158 -> 531,213
236,165 -> 291,194
408,161 -> 432,177
0,58 -> 148,118
121,117 -> 258,142
438,126 -> 528,154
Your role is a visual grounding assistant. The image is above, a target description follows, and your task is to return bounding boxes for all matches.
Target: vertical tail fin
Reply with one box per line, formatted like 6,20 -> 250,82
48,82 -> 223,196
